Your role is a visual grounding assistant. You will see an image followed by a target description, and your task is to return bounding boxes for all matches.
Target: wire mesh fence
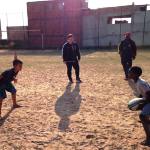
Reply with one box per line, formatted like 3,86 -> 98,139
0,4 -> 150,49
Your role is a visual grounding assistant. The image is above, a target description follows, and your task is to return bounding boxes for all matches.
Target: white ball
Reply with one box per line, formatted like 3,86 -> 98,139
128,98 -> 145,111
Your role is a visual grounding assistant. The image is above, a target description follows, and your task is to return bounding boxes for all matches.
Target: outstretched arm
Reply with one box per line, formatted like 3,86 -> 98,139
13,77 -> 18,84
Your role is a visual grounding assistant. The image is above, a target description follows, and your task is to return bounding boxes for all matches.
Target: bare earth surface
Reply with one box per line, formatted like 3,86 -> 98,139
0,50 -> 150,150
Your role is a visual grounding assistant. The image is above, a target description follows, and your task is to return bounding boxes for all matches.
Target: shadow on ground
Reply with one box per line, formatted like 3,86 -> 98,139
55,83 -> 82,131
0,108 -> 14,126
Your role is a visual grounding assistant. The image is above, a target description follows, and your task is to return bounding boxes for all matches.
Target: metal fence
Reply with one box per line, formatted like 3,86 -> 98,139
1,4 -> 150,49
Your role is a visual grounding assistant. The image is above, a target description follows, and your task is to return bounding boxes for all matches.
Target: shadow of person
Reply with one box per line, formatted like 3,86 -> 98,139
55,83 -> 82,131
0,107 -> 14,126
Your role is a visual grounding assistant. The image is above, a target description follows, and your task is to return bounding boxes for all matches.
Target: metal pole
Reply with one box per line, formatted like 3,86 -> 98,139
97,12 -> 100,48
142,5 -> 147,46
119,7 -> 122,42
0,19 -> 1,39
22,12 -> 26,41
41,33 -> 44,49
5,13 -> 8,39
131,2 -> 135,34
5,13 -> 8,27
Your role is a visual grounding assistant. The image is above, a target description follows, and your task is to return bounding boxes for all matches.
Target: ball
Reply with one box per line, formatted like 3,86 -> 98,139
128,98 -> 147,111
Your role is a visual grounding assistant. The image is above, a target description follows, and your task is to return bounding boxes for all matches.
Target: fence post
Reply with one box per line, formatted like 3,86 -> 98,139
142,5 -> 147,46
41,33 -> 44,49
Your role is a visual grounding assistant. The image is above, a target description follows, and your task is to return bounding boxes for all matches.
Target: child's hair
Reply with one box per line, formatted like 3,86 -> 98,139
128,66 -> 142,76
13,59 -> 23,67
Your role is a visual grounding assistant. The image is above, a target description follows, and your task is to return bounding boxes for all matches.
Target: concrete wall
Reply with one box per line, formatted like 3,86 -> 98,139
82,6 -> 150,47
82,15 -> 98,47
0,20 -> 1,40
7,26 -> 28,41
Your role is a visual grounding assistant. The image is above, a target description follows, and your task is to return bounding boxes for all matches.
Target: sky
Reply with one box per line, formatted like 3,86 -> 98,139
0,0 -> 150,38
89,0 -> 150,9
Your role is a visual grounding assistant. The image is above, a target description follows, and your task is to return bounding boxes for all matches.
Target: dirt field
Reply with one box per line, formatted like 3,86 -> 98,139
0,49 -> 150,150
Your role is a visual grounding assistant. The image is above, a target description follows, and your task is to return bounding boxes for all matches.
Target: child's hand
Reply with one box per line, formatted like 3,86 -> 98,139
14,78 -> 18,84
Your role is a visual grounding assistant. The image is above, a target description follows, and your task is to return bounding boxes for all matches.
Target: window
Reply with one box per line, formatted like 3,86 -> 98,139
112,17 -> 131,24
107,16 -> 131,24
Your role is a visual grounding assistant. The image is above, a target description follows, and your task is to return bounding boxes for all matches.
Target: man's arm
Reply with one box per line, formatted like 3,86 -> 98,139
13,78 -> 18,84
118,42 -> 122,55
131,40 -> 137,59
76,44 -> 81,60
62,44 -> 67,62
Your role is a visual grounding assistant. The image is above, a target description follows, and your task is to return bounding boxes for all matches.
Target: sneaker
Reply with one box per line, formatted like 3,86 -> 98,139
76,78 -> 82,83
141,140 -> 150,147
13,104 -> 21,109
69,79 -> 73,84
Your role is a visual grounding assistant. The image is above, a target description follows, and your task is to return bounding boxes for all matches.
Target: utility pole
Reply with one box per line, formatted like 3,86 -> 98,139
119,6 -> 122,42
131,2 -> 135,34
142,5 -> 147,46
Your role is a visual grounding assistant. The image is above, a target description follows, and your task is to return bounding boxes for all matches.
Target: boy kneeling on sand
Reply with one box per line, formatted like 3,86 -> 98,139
0,59 -> 23,120
128,66 -> 150,146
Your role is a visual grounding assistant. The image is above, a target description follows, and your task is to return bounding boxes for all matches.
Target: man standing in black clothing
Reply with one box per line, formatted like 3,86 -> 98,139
119,32 -> 137,80
62,34 -> 82,83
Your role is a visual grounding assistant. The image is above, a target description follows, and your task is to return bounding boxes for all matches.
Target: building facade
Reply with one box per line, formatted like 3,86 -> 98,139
27,0 -> 88,49
82,5 -> 150,47
27,1 -> 150,48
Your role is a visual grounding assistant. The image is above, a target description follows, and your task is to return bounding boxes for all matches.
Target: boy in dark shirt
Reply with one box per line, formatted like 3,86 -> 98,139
0,59 -> 23,119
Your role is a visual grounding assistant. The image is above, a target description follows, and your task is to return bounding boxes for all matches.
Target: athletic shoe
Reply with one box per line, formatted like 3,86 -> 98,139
76,79 -> 82,83
12,104 -> 21,109
141,140 -> 150,146
69,79 -> 73,84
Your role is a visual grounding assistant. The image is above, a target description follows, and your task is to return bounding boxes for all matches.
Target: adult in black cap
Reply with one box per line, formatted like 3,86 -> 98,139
118,32 -> 137,80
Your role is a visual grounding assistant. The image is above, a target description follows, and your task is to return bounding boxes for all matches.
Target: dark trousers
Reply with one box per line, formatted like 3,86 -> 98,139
66,61 -> 80,81
121,58 -> 132,78
140,114 -> 150,143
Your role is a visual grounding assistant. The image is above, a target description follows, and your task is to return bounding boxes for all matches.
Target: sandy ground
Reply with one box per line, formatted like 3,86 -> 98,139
0,50 -> 150,150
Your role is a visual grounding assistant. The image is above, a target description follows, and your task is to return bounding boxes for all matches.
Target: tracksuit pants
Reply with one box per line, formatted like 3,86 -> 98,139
121,58 -> 132,78
66,61 -> 80,81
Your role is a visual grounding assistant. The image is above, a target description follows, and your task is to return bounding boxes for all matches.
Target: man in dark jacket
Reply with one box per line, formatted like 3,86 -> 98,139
62,34 -> 82,83
119,32 -> 137,80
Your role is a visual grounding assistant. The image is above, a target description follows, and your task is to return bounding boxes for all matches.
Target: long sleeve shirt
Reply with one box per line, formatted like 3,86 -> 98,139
62,42 -> 81,62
